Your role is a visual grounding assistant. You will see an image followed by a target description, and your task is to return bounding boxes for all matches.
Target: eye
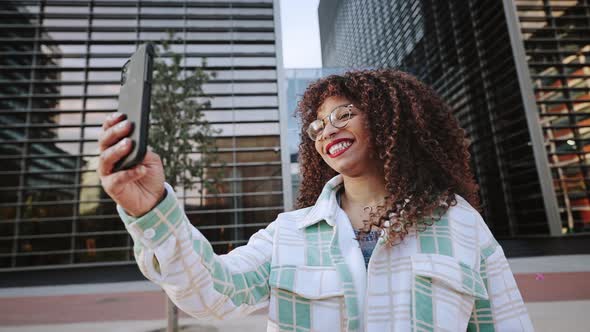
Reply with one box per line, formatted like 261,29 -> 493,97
334,108 -> 350,120
310,120 -> 323,131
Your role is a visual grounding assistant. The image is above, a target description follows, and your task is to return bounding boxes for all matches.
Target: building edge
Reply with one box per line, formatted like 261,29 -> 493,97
273,0 -> 294,211
501,0 -> 562,236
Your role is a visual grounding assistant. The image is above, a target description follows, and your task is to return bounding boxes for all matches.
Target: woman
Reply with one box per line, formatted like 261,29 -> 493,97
98,69 -> 534,331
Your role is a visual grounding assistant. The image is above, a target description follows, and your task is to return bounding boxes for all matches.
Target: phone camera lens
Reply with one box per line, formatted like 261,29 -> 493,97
121,60 -> 130,85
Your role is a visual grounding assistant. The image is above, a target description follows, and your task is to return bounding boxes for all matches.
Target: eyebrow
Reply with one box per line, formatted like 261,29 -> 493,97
316,103 -> 352,119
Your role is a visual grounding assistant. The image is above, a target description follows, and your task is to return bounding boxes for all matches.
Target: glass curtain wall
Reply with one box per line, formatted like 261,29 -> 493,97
318,0 -> 550,236
0,0 -> 283,270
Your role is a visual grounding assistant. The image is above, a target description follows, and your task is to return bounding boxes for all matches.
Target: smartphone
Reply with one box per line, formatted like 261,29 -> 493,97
113,43 -> 154,172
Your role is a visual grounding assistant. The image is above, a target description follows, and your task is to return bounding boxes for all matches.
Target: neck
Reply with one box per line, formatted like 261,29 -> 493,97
341,172 -> 388,208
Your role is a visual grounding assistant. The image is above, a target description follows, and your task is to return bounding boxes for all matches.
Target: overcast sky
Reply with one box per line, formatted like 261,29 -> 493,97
279,0 -> 322,68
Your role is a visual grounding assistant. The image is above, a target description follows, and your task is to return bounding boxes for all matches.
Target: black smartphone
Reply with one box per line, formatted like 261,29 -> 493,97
113,43 -> 154,172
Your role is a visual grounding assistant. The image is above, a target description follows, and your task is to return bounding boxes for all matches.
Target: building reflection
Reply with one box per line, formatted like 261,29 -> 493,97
0,1 -> 79,268
186,135 -> 283,252
0,0 -> 284,270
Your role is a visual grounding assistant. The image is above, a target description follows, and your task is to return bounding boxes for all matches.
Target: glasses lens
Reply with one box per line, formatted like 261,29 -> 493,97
307,120 -> 324,140
331,106 -> 351,128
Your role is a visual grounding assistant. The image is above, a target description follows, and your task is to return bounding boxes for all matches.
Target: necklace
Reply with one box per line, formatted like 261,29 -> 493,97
362,196 -> 388,212
362,202 -> 388,227
340,190 -> 388,218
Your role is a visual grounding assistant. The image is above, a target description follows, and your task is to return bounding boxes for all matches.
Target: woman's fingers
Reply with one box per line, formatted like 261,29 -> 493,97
98,119 -> 133,152
102,165 -> 148,194
102,112 -> 125,131
97,138 -> 133,176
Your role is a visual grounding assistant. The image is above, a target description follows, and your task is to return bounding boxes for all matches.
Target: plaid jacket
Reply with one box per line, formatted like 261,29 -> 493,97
118,175 -> 534,331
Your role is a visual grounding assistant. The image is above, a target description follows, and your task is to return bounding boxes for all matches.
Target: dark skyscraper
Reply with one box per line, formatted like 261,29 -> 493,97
319,0 -> 590,238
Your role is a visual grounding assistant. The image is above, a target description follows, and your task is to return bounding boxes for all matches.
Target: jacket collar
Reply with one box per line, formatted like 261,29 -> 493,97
298,175 -> 344,229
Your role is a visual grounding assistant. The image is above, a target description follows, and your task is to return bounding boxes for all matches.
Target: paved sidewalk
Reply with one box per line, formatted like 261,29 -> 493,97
0,315 -> 267,332
526,300 -> 590,332
1,255 -> 589,331
1,301 -> 588,332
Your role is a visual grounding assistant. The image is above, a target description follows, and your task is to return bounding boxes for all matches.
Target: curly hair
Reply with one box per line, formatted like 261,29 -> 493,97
296,69 -> 480,246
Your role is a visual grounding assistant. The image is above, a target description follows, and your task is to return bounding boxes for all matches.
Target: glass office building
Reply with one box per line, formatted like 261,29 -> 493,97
0,0 -> 289,270
319,0 -> 590,237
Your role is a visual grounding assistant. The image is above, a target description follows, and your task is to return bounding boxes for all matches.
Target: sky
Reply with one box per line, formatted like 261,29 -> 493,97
279,0 -> 322,68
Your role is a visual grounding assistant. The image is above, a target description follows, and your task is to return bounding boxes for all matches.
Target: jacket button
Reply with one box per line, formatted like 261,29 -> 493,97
144,228 -> 156,239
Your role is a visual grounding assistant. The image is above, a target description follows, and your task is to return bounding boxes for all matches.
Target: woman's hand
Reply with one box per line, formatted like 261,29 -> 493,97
97,112 -> 166,217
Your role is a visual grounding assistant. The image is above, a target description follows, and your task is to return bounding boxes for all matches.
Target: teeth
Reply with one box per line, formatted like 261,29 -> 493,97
328,141 -> 352,155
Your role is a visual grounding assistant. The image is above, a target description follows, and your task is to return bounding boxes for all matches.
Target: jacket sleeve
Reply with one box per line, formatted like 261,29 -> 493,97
117,183 -> 275,320
468,218 -> 535,331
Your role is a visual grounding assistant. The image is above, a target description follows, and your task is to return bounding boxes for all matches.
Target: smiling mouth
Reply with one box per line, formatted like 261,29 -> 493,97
326,139 -> 354,158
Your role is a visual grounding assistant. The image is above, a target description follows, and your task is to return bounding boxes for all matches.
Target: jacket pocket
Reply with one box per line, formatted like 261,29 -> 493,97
411,253 -> 488,300
410,254 -> 487,331
268,265 -> 345,331
269,264 -> 344,299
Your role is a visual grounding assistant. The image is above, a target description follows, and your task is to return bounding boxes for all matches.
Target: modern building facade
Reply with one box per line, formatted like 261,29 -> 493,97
0,0 -> 289,271
319,0 -> 590,238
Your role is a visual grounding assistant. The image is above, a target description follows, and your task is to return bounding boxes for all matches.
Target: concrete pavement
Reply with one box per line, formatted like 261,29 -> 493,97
1,302 -> 589,332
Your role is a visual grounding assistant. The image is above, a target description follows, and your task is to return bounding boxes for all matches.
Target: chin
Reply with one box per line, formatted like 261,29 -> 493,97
329,156 -> 380,177
328,160 -> 361,176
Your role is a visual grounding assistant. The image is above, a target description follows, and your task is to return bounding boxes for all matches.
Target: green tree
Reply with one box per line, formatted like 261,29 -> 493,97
149,36 -> 221,332
150,38 -> 220,196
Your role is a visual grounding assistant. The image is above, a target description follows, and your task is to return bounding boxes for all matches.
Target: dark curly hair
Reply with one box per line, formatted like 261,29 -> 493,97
296,69 -> 480,246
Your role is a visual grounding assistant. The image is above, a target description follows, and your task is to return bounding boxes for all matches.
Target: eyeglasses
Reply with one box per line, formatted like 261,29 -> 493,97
306,104 -> 354,141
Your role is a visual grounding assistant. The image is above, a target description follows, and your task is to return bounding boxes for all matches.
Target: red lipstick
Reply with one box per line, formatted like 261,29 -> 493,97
325,138 -> 354,158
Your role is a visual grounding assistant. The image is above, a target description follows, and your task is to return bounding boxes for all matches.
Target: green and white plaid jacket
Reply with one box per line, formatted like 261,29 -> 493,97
118,175 -> 534,331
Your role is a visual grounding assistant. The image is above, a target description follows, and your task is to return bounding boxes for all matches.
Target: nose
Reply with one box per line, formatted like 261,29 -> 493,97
319,120 -> 340,141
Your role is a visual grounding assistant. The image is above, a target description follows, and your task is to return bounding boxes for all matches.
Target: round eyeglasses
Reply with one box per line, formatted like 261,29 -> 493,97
306,104 -> 354,141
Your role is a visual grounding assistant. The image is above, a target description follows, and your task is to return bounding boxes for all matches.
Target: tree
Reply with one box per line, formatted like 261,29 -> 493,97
150,38 -> 220,193
149,36 -> 221,332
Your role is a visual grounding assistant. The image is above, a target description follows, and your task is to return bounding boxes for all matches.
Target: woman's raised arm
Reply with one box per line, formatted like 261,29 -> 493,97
118,183 -> 275,320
